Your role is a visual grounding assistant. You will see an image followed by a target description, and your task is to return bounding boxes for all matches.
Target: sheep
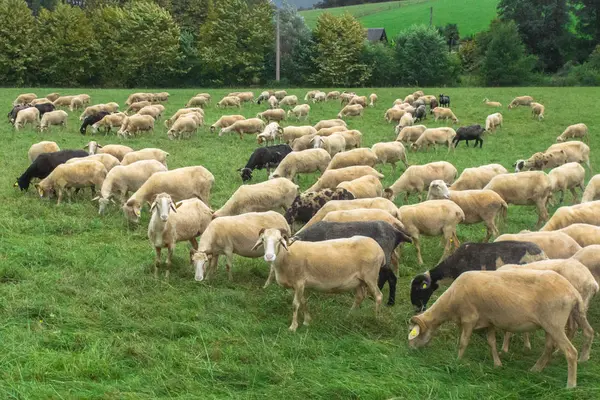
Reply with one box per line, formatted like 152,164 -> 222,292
313,92 -> 326,103
371,141 -> 408,172
413,99 -> 425,108
413,90 -> 425,99
30,98 -> 51,106
257,108 -> 286,123
122,166 -> 214,223
308,166 -> 383,192
313,119 -> 346,131
337,175 -> 383,199
209,114 -> 245,133
398,112 -> 414,129
69,97 -> 84,111
546,141 -> 591,172
239,144 -> 292,182
281,126 -> 317,144
86,142 -> 133,161
257,122 -> 283,146
15,150 -> 88,191
339,130 -> 363,149
39,110 -> 68,132
93,160 -> 167,214
121,148 -> 169,167
326,148 -> 379,171
410,241 -> 547,311
407,269 -> 592,388
414,105 -> 427,121
268,149 -> 331,181
218,118 -> 265,139
508,95 -> 534,109
74,94 -> 91,105
153,92 -> 170,102
429,98 -> 439,111
582,174 -> 600,202
572,245 -> 600,284
304,90 -> 318,101
337,104 -> 363,119
339,92 -> 356,105
217,96 -> 241,108
28,141 -> 60,163
125,101 -> 152,114
369,93 -> 378,107
234,92 -> 255,103
547,162 -> 586,204
14,107 -> 39,130
496,231 -> 582,259
316,125 -> 346,136
91,112 -> 128,134
411,127 -> 457,152
540,201 -> 600,231
453,124 -> 485,148
531,102 -> 545,120
291,134 -> 317,151
284,188 -> 354,229
310,134 -> 346,157
186,96 -> 210,108
287,104 -> 310,121
117,115 -> 155,138
420,94 -> 437,104
278,95 -> 298,107
557,223 -> 600,247
7,105 -> 29,123
326,91 -> 340,100
384,161 -> 457,203
274,90 -> 288,100
485,112 -> 503,132
13,93 -> 37,105
80,111 -> 109,135
163,108 -> 205,129
252,228 -> 384,331
348,95 -> 367,107
125,93 -> 149,105
432,107 -> 459,123
450,164 -> 507,190
427,180 -> 508,241
256,91 -> 271,104
79,104 -> 111,120
52,96 -> 76,107
45,93 -> 60,102
395,125 -> 427,144
398,200 -> 465,265
148,193 -> 213,278
384,107 -> 406,123
483,98 -> 502,107
438,94 -> 450,107
192,212 -> 291,285
66,153 -> 120,172
137,105 -> 164,120
166,113 -> 202,140
36,160 -> 107,205
557,123 -> 589,144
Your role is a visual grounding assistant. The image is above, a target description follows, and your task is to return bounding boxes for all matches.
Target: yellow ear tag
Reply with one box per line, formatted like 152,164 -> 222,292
409,328 -> 419,339
422,283 -> 427,289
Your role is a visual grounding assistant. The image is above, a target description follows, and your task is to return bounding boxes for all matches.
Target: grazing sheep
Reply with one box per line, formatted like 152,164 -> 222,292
384,161 -> 457,203
91,112 -> 128,134
287,104 -> 310,121
320,208 -> 405,230
28,141 -> 60,163
209,114 -> 245,133
69,97 -> 83,111
337,104 -> 363,119
125,93 -> 149,105
234,92 -> 255,103
450,164 -> 507,190
269,149 -> 331,181
453,125 -> 485,148
410,241 -> 547,311
186,96 -> 210,108
138,105 -> 164,120
278,95 -> 298,107
45,93 -> 60,102
80,111 -> 109,135
291,134 -> 317,151
125,101 -> 152,114
308,166 -> 384,192
557,123 -> 589,144
371,141 -> 408,172
14,107 -> 39,130
117,115 -> 155,138
432,107 -> 459,123
438,94 -> 450,107
284,188 -> 354,229
339,130 -> 363,149
398,200 -> 465,264
281,126 -> 317,144
485,112 -> 503,132
36,160 -> 107,205
540,201 -> 600,231
252,228 -> 384,331
121,148 -> 168,167
484,171 -> 552,227
148,193 -> 213,278
213,178 -> 299,218
496,231 -> 582,259
326,91 -> 340,100
257,122 -> 283,146
407,269 -> 592,388
7,104 -> 29,124
414,105 -> 427,121
166,113 -> 202,140
572,245 -> 600,284
313,119 -> 346,131
582,174 -> 600,202
86,142 -> 132,161
427,180 -> 508,241
395,125 -> 427,144
531,102 -> 545,121
239,144 -> 292,182
326,148 -> 379,170
39,110 -> 68,131
508,96 -> 534,109
79,104 -> 110,120
337,175 -> 383,199
369,93 -> 378,107
385,107 -> 406,123
257,108 -> 286,123
316,125 -> 346,137
398,112 -> 414,129
217,96 -> 242,108
52,96 -> 76,107
546,141 -> 591,172
304,91 -> 318,101
348,95 -> 367,107
15,150 -> 88,191
558,223 -> 600,247
13,93 -> 37,106
29,98 -> 49,106
339,92 -> 356,105
483,98 -> 502,107
93,160 -> 167,214
163,108 -> 205,129
311,134 -> 346,157
66,153 -> 120,172
256,91 -> 272,104
219,118 -> 265,139
274,90 -> 287,100
547,162 -> 586,204
411,127 -> 457,152
122,166 -> 214,223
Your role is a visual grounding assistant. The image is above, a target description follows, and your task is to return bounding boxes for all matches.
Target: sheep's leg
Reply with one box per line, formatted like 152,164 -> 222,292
452,232 -> 460,249
225,251 -> 234,281
484,217 -> 496,242
502,332 -> 513,353
457,323 -> 474,359
535,197 -> 549,228
570,306 -> 594,362
154,247 -> 162,278
365,278 -> 383,316
208,256 -> 219,280
263,264 -> 275,289
487,327 -> 502,367
351,283 -> 367,310
289,284 -> 305,332
165,245 -> 174,279
57,188 -> 63,205
439,230 -> 453,263
559,189 -> 565,204
531,333 -> 557,373
413,235 -> 424,265
569,188 -> 578,204
523,333 -> 532,350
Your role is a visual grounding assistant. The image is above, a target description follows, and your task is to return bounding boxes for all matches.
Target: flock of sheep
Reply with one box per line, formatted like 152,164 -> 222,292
10,89 -> 600,389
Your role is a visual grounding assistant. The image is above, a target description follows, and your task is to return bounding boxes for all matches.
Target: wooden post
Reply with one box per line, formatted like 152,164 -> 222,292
429,7 -> 433,27
276,9 -> 280,82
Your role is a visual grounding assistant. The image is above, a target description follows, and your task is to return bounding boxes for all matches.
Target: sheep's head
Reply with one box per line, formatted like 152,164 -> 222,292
122,200 -> 141,223
427,180 -> 450,200
238,167 -> 253,182
252,228 -> 289,263
408,315 -> 434,348
93,195 -> 115,215
150,193 -> 177,222
410,272 -> 438,312
383,188 -> 395,201
191,250 -> 213,281
556,136 -> 565,143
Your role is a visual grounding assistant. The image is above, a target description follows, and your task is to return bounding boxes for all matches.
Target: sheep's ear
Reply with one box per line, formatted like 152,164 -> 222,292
279,237 -> 289,251
170,202 -> 178,213
408,324 -> 420,340
175,201 -> 183,209
258,228 -> 266,237
97,144 -> 103,148
150,201 -> 157,211
251,238 -> 264,251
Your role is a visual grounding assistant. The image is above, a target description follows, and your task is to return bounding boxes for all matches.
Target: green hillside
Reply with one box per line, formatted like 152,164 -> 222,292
300,0 -> 499,39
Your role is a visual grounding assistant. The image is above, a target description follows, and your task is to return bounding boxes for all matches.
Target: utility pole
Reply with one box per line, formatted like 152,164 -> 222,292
276,8 -> 281,82
429,7 -> 433,27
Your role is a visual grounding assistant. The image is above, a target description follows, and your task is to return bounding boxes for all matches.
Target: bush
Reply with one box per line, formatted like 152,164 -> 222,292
0,0 -> 37,86
361,42 -> 397,86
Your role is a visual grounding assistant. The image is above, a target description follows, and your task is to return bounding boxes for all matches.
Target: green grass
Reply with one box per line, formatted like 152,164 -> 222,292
2,87 -> 600,398
300,0 -> 499,38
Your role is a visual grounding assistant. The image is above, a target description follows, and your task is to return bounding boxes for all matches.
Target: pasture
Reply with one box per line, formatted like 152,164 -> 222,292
2,87 -> 600,398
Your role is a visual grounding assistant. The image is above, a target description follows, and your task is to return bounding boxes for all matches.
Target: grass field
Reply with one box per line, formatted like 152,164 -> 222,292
300,0 -> 499,38
2,87 -> 600,398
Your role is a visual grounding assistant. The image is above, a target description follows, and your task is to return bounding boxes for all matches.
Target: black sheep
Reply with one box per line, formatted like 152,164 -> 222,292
80,111 -> 110,135
453,124 -> 485,148
414,105 -> 427,121
291,220 -> 413,306
15,150 -> 89,190
410,241 -> 546,311
7,105 -> 29,123
238,144 -> 292,182
429,98 -> 438,113
34,103 -> 55,117
439,94 -> 450,107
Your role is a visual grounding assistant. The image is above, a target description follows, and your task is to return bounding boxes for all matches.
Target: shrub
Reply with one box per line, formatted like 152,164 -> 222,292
0,0 -> 37,86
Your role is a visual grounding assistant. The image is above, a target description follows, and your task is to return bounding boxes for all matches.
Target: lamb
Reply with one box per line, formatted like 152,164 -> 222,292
338,129 -> 362,150
582,174 -> 600,202
122,166 -> 214,223
274,90 -> 288,100
557,223 -> 600,247
572,245 -> 600,284
483,98 -> 502,107
484,171 -> 552,227
268,149 -> 331,181
36,160 -> 107,205
547,162 -> 586,204
79,111 -> 109,135
384,161 -> 457,202
395,125 -> 427,144
14,107 -> 39,130
485,113 -> 503,132
28,141 -> 60,162
257,122 -> 283,146
121,148 -> 168,167
508,95 -> 534,109
148,193 -> 213,278
348,95 -> 367,107
337,104 -> 363,119
93,160 -> 167,214
337,175 -> 383,199
427,180 -> 508,241
218,118 -> 265,139
410,241 -> 547,311
407,269 -> 592,388
217,96 -> 241,108
540,201 -> 600,231
15,150 -> 88,191
166,113 -> 202,140
369,93 -> 377,107
257,108 -> 286,123
125,101 -> 152,114
310,134 -> 346,157
252,228 -> 384,331
432,107 -> 459,123
117,115 -> 155,138
284,188 -> 354,229
13,93 -> 37,105
186,96 -> 210,108
326,91 -> 340,100
209,114 -> 245,133
213,178 -> 299,218
450,164 -> 507,190
557,123 -> 589,144
308,166 -> 384,192
66,153 -> 120,172
45,93 -> 60,102
495,231 -> 582,259
371,141 -> 408,172
453,124 -> 485,148
287,104 -> 310,121
278,95 -> 298,107
191,212 -> 291,285
281,126 -> 317,144
384,107 -> 406,123
398,112 -> 414,129
325,148 -> 379,171
397,200 -> 465,264
313,119 -> 346,131
411,127 -> 457,152
137,105 -> 165,120
91,112 -> 128,134
531,102 -> 545,120
86,142 -> 133,161
39,110 -> 68,131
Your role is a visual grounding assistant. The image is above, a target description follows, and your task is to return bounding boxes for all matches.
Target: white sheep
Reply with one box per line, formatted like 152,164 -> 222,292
313,119 -> 346,131
384,107 -> 406,123
117,115 -> 155,138
278,95 -> 298,107
92,112 -> 128,134
485,112 -> 503,132
339,130 -> 362,149
218,118 -> 265,139
14,107 -> 39,130
326,148 -> 379,170
336,175 -> 383,199
13,93 -> 37,106
66,153 -> 120,172
28,141 -> 60,162
307,166 -> 384,192
45,93 -> 60,102
186,95 -> 210,108
572,245 -> 600,285
326,91 -> 340,100
450,164 -> 507,190
39,110 -> 68,131
313,92 -> 326,103
395,125 -> 427,143
281,126 -> 317,144
530,102 -> 545,120
495,231 -> 582,259
582,174 -> 600,202
398,112 -> 414,130
432,107 -> 459,123
217,96 -> 241,108
36,160 -> 107,205
316,125 -> 346,136
138,105 -> 165,120
557,123 -> 589,143
268,149 -> 331,181
547,162 -> 586,204
411,127 -> 457,152
69,97 -> 83,111
310,133 -> 346,157
257,122 -> 283,146
558,223 -> 600,247
209,114 -> 245,133
86,142 -> 133,161
167,113 -> 202,140
268,96 -> 279,109
337,104 -> 363,119
291,134 -> 317,151
121,148 -> 169,167
384,161 -> 457,202
320,208 -> 405,232
371,141 -> 408,172
508,95 -> 534,109
483,98 -> 502,107
545,141 -> 591,172
274,90 -> 287,100
369,93 -> 377,107
287,104 -> 310,121
540,201 -> 600,231
257,108 -> 286,123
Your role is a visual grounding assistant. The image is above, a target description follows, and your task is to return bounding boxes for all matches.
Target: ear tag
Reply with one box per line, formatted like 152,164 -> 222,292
422,283 -> 427,289
409,328 -> 419,339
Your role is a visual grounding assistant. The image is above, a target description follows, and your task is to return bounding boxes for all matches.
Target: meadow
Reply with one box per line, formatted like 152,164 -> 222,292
2,87 -> 600,399
300,0 -> 499,38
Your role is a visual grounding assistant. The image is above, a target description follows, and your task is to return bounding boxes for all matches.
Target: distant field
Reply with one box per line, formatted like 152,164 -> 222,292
301,0 -> 499,39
